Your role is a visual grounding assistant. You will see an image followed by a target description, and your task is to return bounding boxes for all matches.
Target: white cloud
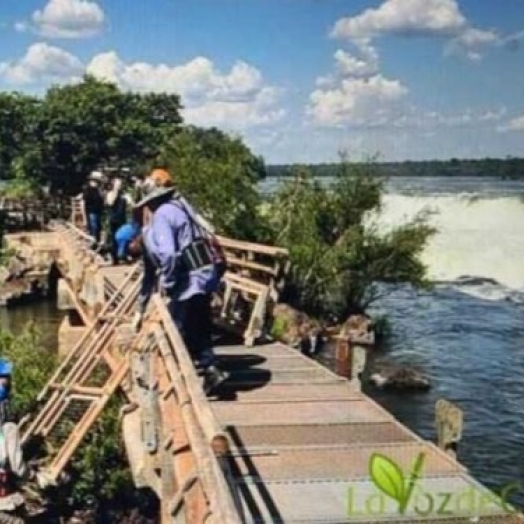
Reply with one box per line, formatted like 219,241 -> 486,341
308,74 -> 408,127
447,27 -> 498,61
331,0 -> 499,61
334,42 -> 379,78
498,115 -> 524,133
0,42 -> 83,84
331,0 -> 466,40
86,51 -> 284,129
310,36 -> 406,128
18,0 -> 105,39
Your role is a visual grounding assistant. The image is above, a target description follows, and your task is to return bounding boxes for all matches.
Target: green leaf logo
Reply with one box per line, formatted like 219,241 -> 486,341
369,452 -> 426,514
370,453 -> 406,503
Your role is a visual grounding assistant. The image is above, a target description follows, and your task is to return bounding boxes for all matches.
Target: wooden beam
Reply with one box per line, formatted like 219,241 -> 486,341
217,235 -> 288,257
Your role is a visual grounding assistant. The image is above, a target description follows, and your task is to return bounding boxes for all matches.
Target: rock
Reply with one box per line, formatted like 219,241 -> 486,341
339,314 -> 375,346
270,303 -> 322,353
0,266 -> 10,285
369,365 -> 431,391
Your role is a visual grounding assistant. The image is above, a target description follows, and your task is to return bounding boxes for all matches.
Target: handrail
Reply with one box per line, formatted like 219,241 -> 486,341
152,295 -> 229,452
217,235 -> 289,257
152,295 -> 242,523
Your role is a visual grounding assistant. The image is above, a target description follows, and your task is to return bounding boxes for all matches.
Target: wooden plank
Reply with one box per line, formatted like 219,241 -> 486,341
217,235 -> 288,257
224,255 -> 279,276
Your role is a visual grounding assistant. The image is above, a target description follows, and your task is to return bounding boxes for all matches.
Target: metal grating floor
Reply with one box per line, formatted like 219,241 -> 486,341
230,443 -> 464,480
215,382 -> 361,402
213,399 -> 392,426
213,343 -> 524,523
226,422 -> 416,447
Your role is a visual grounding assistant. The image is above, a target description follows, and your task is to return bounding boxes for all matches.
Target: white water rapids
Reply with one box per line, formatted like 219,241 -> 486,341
375,194 -> 524,301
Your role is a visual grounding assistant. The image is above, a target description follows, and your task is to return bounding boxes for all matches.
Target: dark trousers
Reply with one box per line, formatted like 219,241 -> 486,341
109,220 -> 124,263
168,293 -> 216,368
87,213 -> 102,243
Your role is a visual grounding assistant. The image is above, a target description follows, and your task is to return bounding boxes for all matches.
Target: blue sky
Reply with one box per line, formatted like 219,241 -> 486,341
0,0 -> 523,164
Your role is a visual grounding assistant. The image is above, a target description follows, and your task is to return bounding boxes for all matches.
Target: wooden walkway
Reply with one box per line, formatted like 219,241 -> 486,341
211,343 -> 523,523
8,221 -> 524,523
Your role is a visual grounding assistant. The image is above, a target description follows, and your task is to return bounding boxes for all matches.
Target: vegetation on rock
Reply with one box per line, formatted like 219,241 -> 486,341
266,161 -> 436,319
0,324 -> 156,522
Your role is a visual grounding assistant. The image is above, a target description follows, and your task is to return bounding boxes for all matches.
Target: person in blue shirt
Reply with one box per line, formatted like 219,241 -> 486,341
131,169 -> 228,395
114,222 -> 141,263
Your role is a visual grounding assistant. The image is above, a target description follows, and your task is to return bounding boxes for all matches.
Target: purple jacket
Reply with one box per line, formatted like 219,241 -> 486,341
137,199 -> 219,312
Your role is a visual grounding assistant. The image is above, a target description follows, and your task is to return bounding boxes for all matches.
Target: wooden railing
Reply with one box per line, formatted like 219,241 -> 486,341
22,251 -> 243,522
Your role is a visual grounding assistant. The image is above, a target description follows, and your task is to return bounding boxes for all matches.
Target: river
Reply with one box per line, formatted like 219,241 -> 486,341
261,175 -> 524,507
2,175 -> 524,507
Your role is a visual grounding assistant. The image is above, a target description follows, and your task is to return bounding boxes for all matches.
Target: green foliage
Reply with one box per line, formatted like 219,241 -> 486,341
0,177 -> 40,200
37,75 -> 182,193
0,76 -> 183,194
270,316 -> 288,340
0,245 -> 16,267
268,161 -> 436,318
0,92 -> 41,182
67,398 -> 137,512
0,326 -> 143,517
0,323 -> 56,413
159,126 -> 270,241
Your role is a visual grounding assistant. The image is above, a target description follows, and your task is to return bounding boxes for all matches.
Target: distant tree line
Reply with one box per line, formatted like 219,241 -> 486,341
267,157 -> 524,179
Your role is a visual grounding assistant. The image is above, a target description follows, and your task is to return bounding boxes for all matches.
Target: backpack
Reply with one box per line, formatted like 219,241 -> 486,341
171,198 -> 227,282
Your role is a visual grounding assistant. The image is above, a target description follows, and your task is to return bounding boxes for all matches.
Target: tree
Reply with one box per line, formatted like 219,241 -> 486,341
158,126 -> 269,241
35,75 -> 182,193
0,92 -> 41,181
268,160 -> 436,319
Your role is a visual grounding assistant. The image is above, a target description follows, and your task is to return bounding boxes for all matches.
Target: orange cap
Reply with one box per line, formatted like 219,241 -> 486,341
149,169 -> 174,188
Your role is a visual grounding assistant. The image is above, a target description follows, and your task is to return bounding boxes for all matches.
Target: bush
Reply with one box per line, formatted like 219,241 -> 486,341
0,325 -> 153,521
267,160 -> 436,319
156,126 -> 271,241
0,323 -> 56,414
0,177 -> 40,200
66,397 -> 156,521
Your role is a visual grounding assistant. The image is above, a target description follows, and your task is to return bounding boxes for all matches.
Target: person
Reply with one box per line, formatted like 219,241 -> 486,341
82,171 -> 105,248
131,169 -> 228,395
114,220 -> 141,263
106,177 -> 134,264
0,360 -> 54,522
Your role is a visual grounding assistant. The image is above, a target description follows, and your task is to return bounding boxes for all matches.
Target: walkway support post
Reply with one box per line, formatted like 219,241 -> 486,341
435,399 -> 463,459
334,335 -> 367,390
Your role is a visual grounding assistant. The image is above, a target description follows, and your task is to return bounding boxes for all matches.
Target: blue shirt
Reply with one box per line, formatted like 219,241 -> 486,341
137,199 -> 220,312
115,223 -> 140,259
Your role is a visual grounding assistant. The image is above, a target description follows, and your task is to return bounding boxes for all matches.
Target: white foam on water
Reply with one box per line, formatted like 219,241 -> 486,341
372,194 -> 524,301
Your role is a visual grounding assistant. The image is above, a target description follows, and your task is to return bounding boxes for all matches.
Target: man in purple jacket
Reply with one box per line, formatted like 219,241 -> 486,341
132,169 -> 228,395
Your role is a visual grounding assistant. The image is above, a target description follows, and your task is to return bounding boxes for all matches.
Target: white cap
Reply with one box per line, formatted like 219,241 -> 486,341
89,171 -> 104,181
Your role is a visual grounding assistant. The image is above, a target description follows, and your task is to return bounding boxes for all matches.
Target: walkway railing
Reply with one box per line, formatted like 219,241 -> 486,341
21,222 -> 243,523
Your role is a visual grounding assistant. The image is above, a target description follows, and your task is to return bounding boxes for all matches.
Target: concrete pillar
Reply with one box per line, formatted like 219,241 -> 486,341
56,278 -> 76,310
58,313 -> 87,358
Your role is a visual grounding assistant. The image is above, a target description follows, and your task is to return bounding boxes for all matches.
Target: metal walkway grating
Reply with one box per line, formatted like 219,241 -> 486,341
212,343 -> 524,523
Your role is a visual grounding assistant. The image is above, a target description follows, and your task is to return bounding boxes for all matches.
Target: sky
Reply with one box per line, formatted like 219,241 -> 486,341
0,0 -> 523,164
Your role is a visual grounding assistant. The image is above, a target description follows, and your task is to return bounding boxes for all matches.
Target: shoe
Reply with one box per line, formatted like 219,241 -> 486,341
194,360 -> 205,376
203,366 -> 229,395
